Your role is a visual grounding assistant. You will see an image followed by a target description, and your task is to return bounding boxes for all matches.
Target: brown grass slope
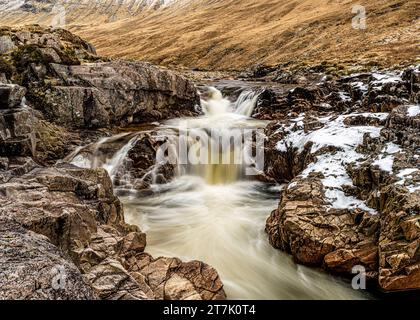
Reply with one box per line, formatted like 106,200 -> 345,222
1,0 -> 419,71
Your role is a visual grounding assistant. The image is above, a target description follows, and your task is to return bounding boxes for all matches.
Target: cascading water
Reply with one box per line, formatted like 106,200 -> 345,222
67,87 -> 367,300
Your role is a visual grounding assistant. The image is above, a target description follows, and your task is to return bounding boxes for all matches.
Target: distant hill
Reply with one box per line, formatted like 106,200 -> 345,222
1,0 -> 419,71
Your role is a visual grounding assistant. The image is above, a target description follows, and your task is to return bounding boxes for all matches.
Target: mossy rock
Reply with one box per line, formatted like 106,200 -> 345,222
11,44 -> 49,72
34,119 -> 77,165
0,56 -> 14,79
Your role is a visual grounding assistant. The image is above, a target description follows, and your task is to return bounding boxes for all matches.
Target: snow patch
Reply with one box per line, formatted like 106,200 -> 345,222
276,113 -> 387,154
396,168 -> 420,193
407,105 -> 420,117
372,155 -> 394,173
277,112 -> 388,215
371,73 -> 402,89
383,142 -> 402,155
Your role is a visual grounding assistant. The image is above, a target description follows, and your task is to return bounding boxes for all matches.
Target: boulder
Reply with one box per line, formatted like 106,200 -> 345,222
0,35 -> 16,54
32,60 -> 200,128
0,218 -> 97,300
1,26 -> 200,129
266,175 -> 379,277
0,107 -> 35,156
378,187 -> 420,291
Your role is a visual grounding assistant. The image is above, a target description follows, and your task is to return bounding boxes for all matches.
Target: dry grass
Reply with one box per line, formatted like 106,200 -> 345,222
1,0 -> 419,71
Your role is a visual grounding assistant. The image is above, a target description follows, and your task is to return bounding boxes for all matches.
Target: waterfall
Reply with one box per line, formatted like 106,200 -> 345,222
67,132 -> 137,174
165,87 -> 264,184
64,86 -> 366,300
234,90 -> 260,117
67,87 -> 262,186
103,135 -> 139,183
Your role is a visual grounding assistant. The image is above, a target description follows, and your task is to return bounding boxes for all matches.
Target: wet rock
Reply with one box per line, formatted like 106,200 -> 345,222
378,187 -> 420,291
85,258 -> 151,300
0,107 -> 35,156
122,132 -> 176,190
125,253 -> 226,300
273,72 -> 308,84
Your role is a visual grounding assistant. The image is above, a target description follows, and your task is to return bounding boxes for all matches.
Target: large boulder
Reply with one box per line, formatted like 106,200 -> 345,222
0,218 -> 98,300
266,175 -> 379,278
1,26 -> 200,129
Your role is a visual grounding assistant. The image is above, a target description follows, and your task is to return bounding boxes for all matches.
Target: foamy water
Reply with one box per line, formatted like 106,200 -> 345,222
123,176 -> 366,299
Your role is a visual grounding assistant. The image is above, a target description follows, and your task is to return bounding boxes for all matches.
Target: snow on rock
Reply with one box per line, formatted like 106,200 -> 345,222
396,168 -> 420,193
351,81 -> 368,94
407,105 -> 420,117
278,112 -> 390,214
383,142 -> 402,154
372,155 -> 394,173
371,72 -> 402,90
276,113 -> 387,153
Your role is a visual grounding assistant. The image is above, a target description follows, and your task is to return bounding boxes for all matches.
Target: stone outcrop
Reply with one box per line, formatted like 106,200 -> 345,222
348,105 -> 420,291
0,218 -> 98,300
0,165 -> 226,300
0,83 -> 35,157
264,66 -> 420,292
0,26 -> 199,129
0,29 -> 224,299
266,175 -> 379,279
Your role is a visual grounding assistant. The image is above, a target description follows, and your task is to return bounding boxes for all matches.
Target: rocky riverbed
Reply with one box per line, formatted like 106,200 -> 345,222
0,26 -> 419,299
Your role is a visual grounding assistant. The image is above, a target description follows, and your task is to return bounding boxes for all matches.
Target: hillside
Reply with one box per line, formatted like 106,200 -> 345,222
1,0 -> 419,71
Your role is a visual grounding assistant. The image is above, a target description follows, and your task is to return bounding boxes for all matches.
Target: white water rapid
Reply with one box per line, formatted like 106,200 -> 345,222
69,87 -> 368,300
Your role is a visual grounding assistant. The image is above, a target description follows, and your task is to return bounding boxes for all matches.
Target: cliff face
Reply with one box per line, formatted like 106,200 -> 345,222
0,0 -> 418,71
0,25 -> 199,128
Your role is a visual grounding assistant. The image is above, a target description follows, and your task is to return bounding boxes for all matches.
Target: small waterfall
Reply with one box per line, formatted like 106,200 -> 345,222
201,87 -> 259,117
200,87 -> 233,115
103,135 -> 139,183
172,87 -> 263,184
234,90 -> 260,117
67,132 -> 138,176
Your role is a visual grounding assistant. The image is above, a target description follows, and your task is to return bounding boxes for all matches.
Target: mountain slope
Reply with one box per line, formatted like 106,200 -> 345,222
1,0 -> 419,71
